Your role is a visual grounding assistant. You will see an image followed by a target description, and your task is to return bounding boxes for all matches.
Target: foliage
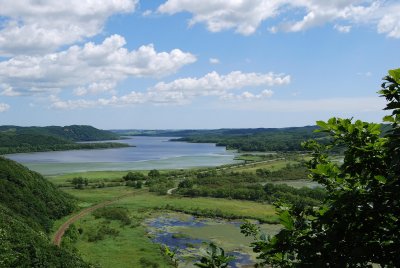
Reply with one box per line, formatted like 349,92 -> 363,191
87,225 -> 120,242
0,157 -> 88,267
123,171 -> 146,181
243,69 -> 400,267
194,242 -> 235,268
178,178 -> 194,188
176,166 -> 325,206
148,169 -> 161,178
0,157 -> 76,231
92,207 -> 131,225
71,177 -> 89,189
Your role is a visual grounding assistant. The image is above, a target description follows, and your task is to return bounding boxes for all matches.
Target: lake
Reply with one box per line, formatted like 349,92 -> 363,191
5,136 -> 237,175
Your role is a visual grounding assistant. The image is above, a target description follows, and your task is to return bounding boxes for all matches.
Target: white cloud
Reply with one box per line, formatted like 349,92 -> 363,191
209,58 -> 220,64
1,84 -> 21,96
142,10 -> 153,17
0,0 -> 137,56
50,71 -> 289,109
334,24 -> 352,33
0,103 -> 10,112
158,0 -> 400,38
0,35 -> 197,96
149,71 -> 289,102
377,5 -> 400,38
221,89 -> 274,101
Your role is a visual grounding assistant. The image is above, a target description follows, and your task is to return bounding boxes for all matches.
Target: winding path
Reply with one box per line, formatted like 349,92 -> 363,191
53,192 -> 134,246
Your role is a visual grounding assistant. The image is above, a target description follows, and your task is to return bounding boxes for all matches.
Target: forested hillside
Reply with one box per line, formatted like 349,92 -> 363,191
113,126 -> 327,152
0,125 -> 128,154
0,157 -> 88,267
173,126 -> 327,151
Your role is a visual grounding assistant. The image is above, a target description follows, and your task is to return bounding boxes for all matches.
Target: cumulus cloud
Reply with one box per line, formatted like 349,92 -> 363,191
209,58 -> 220,64
149,71 -> 289,98
50,71 -> 289,109
158,0 -> 400,38
0,0 -> 137,56
0,103 -> 10,112
0,35 -> 197,96
377,4 -> 400,38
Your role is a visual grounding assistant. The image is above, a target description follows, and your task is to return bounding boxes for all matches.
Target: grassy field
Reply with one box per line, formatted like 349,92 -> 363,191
63,188 -> 277,222
73,214 -> 171,268
57,187 -> 277,267
231,159 -> 300,173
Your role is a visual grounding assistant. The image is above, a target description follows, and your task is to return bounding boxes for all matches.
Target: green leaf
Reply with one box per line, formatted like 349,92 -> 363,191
374,175 -> 387,184
316,120 -> 329,130
388,68 -> 400,83
279,210 -> 294,230
383,115 -> 395,123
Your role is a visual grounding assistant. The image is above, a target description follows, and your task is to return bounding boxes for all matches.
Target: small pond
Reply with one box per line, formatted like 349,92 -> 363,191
145,213 -> 281,268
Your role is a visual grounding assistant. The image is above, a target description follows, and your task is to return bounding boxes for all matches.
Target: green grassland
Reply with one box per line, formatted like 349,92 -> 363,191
57,187 -> 277,267
229,159 -> 299,172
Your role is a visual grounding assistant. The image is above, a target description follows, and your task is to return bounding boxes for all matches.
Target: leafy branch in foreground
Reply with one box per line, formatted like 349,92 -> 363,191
242,68 -> 400,267
194,242 -> 235,268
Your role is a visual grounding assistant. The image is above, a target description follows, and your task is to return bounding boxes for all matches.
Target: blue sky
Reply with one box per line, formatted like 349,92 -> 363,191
0,0 -> 399,129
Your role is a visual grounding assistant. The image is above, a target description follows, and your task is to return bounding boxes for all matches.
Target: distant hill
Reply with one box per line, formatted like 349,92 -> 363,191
0,125 -> 121,141
0,157 -> 89,267
0,125 -> 128,154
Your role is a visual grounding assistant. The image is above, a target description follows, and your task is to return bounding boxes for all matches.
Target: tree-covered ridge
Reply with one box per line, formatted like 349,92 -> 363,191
0,125 -> 121,141
173,126 -> 328,152
0,157 -> 88,267
0,125 -> 128,154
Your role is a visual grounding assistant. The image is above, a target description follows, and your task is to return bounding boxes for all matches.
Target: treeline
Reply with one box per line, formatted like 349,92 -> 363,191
0,125 -> 121,141
175,164 -> 325,206
122,170 -> 175,195
0,157 -> 89,267
172,126 -> 328,152
0,124 -> 128,154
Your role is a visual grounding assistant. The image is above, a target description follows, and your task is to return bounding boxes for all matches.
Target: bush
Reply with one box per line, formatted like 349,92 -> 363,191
87,225 -> 119,242
123,171 -> 146,181
92,207 -> 131,225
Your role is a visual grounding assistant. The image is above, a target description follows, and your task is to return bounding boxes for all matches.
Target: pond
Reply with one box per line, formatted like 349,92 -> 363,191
5,136 -> 238,175
145,213 -> 281,268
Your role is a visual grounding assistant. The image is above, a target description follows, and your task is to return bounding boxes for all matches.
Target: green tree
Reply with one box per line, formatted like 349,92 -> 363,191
242,69 -> 400,267
148,169 -> 161,178
123,171 -> 146,181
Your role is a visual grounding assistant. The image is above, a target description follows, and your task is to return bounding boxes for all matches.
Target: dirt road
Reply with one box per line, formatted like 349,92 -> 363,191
53,192 -> 134,246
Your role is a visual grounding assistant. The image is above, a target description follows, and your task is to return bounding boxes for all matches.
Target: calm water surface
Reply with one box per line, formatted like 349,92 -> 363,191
6,136 -> 237,175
